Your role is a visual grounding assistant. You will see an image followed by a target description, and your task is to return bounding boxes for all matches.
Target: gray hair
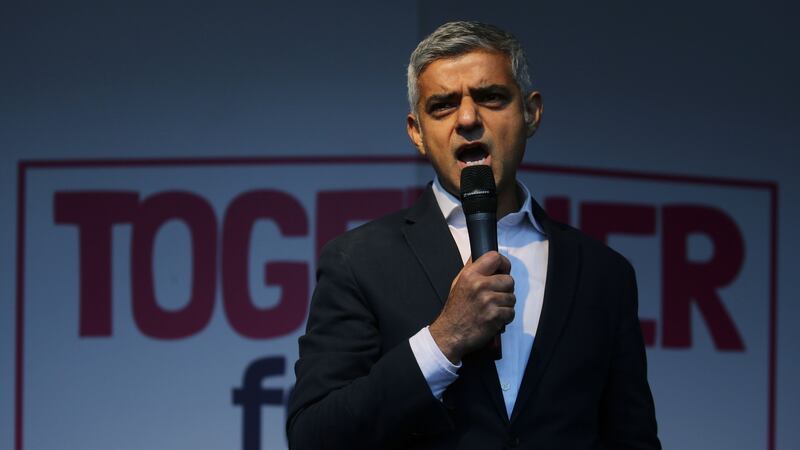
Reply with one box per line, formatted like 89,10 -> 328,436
407,21 -> 532,114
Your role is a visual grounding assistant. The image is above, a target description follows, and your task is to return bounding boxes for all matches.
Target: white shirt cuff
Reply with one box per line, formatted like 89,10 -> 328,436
408,326 -> 461,400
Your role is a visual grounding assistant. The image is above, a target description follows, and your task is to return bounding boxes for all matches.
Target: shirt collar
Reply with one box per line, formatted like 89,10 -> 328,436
431,176 -> 545,235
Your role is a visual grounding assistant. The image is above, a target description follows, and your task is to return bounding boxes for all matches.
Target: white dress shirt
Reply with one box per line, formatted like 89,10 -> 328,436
409,177 -> 549,418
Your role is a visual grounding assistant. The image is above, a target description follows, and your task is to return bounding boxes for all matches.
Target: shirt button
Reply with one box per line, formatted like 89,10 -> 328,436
501,382 -> 511,391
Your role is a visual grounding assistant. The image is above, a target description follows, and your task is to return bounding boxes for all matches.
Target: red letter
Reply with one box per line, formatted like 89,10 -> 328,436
315,189 -> 405,260
580,202 -> 658,346
54,191 -> 138,337
131,192 -> 217,339
662,205 -> 745,350
222,190 -> 309,339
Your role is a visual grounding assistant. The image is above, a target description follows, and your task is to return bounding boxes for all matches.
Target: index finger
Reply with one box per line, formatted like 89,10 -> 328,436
495,253 -> 511,275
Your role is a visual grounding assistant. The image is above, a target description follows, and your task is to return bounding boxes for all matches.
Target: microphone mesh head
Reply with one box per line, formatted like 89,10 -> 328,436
460,165 -> 497,215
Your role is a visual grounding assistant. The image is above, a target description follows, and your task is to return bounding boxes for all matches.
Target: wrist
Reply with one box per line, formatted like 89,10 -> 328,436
429,321 -> 462,364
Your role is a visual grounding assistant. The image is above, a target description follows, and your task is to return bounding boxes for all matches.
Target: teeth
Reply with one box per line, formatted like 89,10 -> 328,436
466,157 -> 488,166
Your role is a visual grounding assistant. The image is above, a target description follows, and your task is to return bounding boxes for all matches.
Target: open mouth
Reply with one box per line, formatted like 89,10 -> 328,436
456,143 -> 490,167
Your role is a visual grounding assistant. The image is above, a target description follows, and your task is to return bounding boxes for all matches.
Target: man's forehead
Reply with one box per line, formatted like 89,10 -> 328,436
417,51 -> 515,96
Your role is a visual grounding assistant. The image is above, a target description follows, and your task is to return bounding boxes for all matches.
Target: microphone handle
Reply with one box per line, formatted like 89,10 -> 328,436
465,212 -> 502,360
465,212 -> 498,258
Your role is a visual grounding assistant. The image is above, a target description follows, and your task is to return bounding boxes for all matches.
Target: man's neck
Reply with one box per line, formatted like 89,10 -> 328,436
496,182 -> 523,219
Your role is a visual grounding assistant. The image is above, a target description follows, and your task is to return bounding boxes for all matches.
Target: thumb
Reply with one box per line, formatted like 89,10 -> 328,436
471,251 -> 504,276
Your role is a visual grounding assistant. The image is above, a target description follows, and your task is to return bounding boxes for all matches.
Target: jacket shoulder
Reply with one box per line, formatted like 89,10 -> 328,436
318,207 -> 411,261
548,218 -> 635,275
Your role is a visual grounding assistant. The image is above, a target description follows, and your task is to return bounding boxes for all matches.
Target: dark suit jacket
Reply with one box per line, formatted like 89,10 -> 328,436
287,185 -> 661,450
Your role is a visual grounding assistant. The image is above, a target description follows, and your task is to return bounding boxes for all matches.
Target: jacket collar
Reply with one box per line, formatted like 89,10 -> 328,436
430,177 -> 545,235
402,184 -> 464,305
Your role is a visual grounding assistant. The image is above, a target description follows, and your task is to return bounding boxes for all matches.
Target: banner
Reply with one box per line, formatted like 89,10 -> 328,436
14,156 -> 777,449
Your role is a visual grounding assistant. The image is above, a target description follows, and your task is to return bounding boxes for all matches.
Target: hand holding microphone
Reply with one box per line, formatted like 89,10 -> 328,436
429,165 -> 513,363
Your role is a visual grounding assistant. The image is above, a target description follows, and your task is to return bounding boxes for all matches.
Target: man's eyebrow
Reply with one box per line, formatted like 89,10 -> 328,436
424,85 -> 513,110
470,84 -> 512,95
425,92 -> 459,108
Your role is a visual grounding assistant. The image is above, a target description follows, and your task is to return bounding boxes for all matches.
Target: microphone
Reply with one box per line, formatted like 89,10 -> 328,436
460,165 -> 502,360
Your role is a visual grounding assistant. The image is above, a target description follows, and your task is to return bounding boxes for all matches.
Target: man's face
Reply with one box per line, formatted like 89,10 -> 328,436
407,50 -> 542,201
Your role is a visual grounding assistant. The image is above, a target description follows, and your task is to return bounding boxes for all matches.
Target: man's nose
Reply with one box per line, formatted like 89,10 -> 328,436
456,97 -> 481,131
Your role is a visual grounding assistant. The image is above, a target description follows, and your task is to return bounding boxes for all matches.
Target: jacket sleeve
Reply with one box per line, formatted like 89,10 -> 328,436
286,240 -> 454,450
599,259 -> 662,450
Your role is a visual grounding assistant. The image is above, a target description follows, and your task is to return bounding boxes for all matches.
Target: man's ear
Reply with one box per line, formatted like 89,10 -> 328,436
406,113 -> 426,156
523,91 -> 543,137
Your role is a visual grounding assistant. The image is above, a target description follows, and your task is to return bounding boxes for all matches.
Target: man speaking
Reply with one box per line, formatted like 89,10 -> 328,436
287,21 -> 661,449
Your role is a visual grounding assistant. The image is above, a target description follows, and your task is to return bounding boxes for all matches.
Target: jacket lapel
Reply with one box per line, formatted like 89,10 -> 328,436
464,352 -> 511,422
510,198 -> 581,424
402,185 -> 509,421
401,185 -> 463,305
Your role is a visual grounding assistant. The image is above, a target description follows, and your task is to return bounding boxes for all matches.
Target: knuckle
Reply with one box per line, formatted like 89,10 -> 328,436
486,251 -> 500,264
471,277 -> 484,292
502,256 -> 512,272
507,309 -> 516,323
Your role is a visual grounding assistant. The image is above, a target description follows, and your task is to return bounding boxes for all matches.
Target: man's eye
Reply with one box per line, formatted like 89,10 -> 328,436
429,103 -> 456,116
480,93 -> 506,105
